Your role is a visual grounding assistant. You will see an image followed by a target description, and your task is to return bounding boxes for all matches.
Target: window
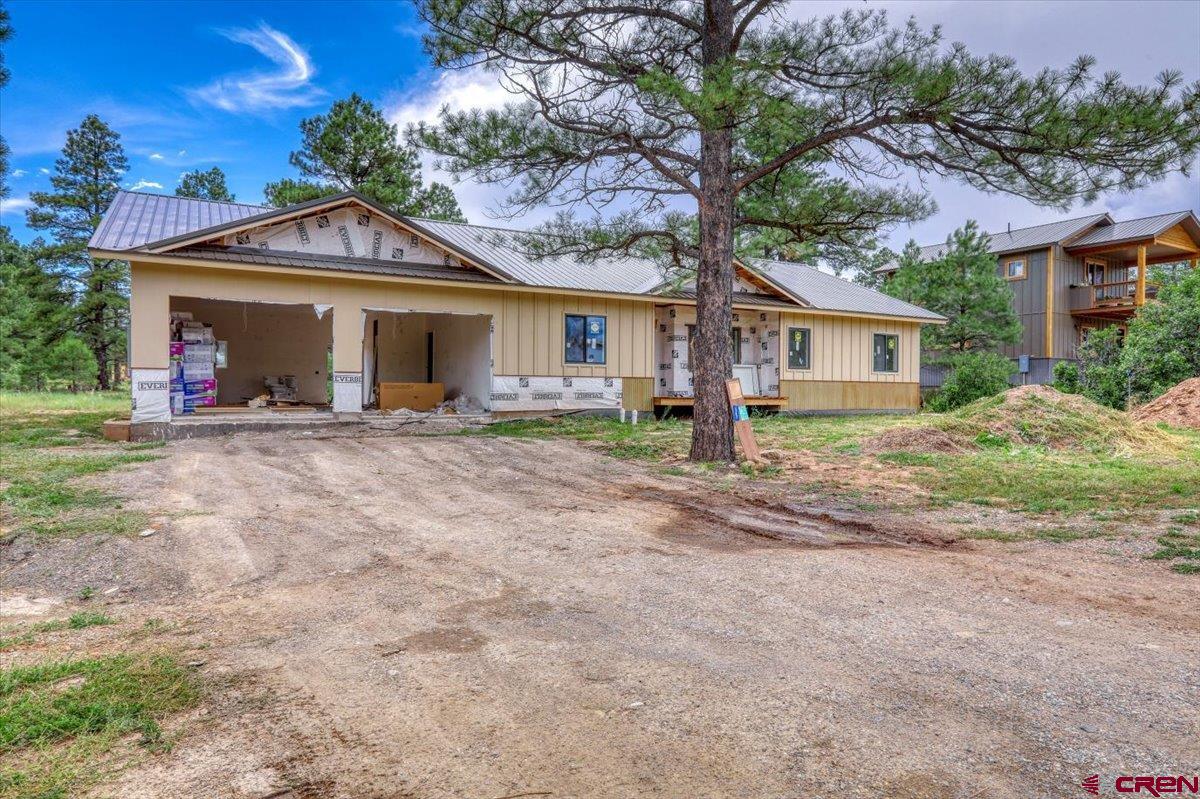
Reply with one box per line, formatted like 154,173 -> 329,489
565,314 -> 606,364
873,333 -> 898,373
787,327 -> 811,370
686,324 -> 744,363
1005,259 -> 1026,280
1085,259 -> 1106,286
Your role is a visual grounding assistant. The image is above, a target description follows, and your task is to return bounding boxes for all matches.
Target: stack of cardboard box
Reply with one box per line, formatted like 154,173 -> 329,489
169,313 -> 219,413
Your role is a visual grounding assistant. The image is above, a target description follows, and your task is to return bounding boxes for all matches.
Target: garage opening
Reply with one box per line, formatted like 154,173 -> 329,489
362,310 -> 491,413
168,297 -> 333,414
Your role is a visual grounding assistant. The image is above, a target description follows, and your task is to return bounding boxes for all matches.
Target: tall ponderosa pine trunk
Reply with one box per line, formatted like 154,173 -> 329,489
689,0 -> 736,462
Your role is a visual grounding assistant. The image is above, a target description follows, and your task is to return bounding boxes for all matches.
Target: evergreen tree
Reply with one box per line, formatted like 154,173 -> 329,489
1120,267 -> 1200,402
885,222 -> 1023,358
47,336 -> 97,392
176,166 -> 235,201
26,115 -> 129,390
0,1 -> 14,197
264,93 -> 465,221
416,1 -> 1200,460
0,230 -> 70,389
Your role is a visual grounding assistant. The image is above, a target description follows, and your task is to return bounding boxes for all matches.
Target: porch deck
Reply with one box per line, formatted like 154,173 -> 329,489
654,395 -> 787,408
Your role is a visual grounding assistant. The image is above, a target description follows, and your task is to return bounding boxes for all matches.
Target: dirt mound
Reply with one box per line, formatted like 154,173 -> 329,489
936,384 -> 1182,455
1131,377 -> 1200,429
860,426 -> 966,455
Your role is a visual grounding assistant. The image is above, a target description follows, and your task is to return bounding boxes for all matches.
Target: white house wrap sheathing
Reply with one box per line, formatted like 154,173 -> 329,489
654,305 -> 781,398
131,368 -> 172,423
490,376 -> 622,412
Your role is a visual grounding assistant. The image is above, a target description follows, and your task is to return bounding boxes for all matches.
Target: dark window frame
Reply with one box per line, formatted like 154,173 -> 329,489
872,332 -> 899,373
787,327 -> 811,371
564,313 -> 607,365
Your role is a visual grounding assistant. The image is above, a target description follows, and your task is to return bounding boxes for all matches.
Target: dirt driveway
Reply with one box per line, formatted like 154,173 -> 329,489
5,433 -> 1198,798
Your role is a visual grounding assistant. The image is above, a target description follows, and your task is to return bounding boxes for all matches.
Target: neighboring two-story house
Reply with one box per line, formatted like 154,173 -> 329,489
877,210 -> 1200,384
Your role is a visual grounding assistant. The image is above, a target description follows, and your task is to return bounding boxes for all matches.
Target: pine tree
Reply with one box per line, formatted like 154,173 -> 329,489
0,0 -> 14,197
26,115 -> 129,390
415,1 -> 1200,461
176,166 -> 235,201
885,222 -> 1023,358
0,230 -> 70,389
265,93 -> 465,221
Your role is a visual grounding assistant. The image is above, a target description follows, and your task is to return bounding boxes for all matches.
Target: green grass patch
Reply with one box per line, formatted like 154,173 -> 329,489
0,653 -> 200,798
0,614 -> 115,653
471,404 -> 1200,517
0,393 -> 161,540
1147,530 -> 1200,571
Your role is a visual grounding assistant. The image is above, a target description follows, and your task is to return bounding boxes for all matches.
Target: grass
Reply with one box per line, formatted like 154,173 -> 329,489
472,405 -> 1200,516
0,653 -> 200,799
0,391 -> 160,539
0,613 -> 115,653
1148,529 -> 1200,574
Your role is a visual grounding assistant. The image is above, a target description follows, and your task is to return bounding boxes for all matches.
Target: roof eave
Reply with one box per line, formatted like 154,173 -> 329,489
126,190 -> 521,285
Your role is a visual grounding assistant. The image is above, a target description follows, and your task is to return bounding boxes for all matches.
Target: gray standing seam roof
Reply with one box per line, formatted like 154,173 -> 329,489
89,191 -> 270,251
1066,211 -> 1195,248
89,190 -> 944,321
895,212 -> 1114,267
749,259 -> 945,321
404,217 -> 666,295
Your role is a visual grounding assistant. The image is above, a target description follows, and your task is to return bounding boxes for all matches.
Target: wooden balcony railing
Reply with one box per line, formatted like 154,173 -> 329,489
1069,280 -> 1159,312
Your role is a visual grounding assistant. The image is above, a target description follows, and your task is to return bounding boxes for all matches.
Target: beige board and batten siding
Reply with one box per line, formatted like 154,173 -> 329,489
777,312 -> 920,410
129,260 -> 654,380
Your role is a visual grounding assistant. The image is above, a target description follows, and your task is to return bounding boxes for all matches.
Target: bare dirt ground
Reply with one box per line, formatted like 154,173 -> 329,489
4,433 -> 1199,798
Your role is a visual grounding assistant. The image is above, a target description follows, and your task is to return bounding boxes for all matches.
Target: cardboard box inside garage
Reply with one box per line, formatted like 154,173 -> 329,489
378,382 -> 444,411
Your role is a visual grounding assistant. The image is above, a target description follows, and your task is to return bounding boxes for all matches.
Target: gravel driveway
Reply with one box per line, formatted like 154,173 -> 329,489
5,433 -> 1197,798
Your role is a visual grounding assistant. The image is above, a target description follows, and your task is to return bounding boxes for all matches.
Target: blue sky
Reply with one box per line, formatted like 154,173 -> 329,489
2,0 -> 1198,253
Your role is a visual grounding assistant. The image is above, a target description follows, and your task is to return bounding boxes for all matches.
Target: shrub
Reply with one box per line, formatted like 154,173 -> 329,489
1052,360 -> 1081,394
1076,326 -> 1127,409
926,352 -> 1015,412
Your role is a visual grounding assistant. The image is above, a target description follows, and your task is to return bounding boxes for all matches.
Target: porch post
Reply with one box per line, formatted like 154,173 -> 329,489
1135,245 -> 1147,306
128,263 -> 171,424
1190,256 -> 1198,271
331,303 -> 364,418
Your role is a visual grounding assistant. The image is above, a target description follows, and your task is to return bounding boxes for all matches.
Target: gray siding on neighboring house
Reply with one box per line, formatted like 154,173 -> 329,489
996,248 -> 1048,359
1051,244 -> 1081,360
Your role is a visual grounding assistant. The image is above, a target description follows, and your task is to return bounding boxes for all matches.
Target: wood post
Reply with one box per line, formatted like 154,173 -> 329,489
1135,245 -> 1147,306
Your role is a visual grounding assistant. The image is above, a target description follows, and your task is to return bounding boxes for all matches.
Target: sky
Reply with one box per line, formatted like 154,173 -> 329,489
2,0 -> 1198,254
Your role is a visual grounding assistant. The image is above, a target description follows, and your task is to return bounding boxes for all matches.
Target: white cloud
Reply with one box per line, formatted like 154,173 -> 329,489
149,153 -> 165,161
0,197 -> 34,216
387,68 -> 539,224
127,179 -> 165,191
189,24 -> 323,113
10,169 -> 27,178
38,168 -> 50,175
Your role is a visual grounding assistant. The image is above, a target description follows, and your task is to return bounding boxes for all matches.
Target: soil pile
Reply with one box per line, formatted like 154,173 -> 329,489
1131,377 -> 1200,429
860,426 -> 966,455
864,384 -> 1183,456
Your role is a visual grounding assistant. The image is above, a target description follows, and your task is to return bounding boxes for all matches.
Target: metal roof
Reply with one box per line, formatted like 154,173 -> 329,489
748,259 -> 946,321
89,190 -> 944,322
88,191 -> 269,251
170,245 -> 504,284
878,212 -> 1116,271
1066,210 -> 1198,249
657,288 -> 806,309
403,217 -> 665,295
